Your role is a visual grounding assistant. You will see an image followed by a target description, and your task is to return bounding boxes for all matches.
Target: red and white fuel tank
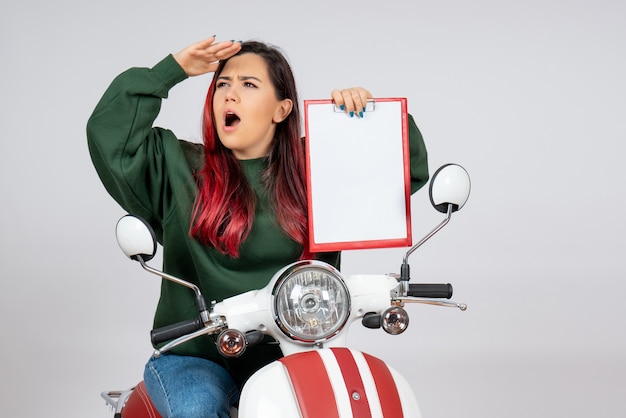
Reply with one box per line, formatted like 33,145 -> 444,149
237,347 -> 422,418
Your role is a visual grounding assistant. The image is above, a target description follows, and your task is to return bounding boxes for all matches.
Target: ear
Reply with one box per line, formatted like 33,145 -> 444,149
273,99 -> 293,123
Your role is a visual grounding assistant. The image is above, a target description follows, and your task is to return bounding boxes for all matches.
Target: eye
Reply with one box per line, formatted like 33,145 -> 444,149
243,81 -> 257,88
216,81 -> 229,88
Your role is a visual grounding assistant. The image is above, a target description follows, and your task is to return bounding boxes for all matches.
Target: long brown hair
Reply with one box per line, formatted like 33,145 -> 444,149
190,41 -> 309,258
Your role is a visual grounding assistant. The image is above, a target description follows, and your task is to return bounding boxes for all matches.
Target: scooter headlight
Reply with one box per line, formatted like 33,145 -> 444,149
272,261 -> 350,343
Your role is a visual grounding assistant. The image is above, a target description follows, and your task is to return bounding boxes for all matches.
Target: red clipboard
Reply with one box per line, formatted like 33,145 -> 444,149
304,98 -> 412,252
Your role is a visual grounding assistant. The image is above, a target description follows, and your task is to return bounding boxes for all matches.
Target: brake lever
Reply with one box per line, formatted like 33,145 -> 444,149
396,297 -> 467,311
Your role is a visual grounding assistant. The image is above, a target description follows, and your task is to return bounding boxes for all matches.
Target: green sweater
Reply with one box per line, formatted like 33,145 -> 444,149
87,54 -> 429,383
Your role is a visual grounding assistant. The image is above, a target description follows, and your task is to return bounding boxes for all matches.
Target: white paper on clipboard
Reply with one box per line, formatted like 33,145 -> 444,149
304,98 -> 412,252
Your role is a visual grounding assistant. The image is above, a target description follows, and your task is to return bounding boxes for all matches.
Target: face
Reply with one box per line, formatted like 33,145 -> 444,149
213,53 -> 293,160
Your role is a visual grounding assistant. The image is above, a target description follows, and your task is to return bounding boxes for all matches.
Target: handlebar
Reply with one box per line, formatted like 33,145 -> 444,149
151,317 -> 205,345
407,283 -> 453,299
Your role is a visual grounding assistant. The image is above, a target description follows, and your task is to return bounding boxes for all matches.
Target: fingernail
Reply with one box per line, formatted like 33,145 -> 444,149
362,107 -> 367,113
350,111 -> 354,118
359,111 -> 364,118
340,104 -> 345,111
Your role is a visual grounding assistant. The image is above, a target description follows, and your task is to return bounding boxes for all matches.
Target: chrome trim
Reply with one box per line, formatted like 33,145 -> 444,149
270,260 -> 351,344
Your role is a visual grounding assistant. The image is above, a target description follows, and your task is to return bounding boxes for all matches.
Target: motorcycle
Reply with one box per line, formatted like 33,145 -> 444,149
101,163 -> 471,418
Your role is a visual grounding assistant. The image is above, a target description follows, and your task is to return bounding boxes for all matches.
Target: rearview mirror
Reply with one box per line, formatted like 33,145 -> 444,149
115,215 -> 157,262
429,164 -> 471,213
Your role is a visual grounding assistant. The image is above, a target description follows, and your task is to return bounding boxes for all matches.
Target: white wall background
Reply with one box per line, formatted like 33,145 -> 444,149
1,0 -> 625,416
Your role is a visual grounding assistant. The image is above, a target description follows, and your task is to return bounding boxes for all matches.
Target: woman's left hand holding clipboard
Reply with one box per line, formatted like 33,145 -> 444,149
331,87 -> 373,118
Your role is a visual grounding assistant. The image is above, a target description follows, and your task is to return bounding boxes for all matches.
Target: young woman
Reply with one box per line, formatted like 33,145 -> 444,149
87,37 -> 429,418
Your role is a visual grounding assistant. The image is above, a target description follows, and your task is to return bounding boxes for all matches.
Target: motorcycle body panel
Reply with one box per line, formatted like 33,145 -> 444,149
238,348 -> 422,418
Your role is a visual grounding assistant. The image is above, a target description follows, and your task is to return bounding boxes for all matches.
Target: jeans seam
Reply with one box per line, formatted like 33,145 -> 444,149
147,357 -> 174,417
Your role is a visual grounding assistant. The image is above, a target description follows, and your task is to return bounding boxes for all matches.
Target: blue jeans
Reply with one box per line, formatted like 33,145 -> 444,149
144,354 -> 240,418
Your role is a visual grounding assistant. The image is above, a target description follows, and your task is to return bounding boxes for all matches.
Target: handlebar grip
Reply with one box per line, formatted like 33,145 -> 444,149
150,317 -> 204,345
407,283 -> 453,299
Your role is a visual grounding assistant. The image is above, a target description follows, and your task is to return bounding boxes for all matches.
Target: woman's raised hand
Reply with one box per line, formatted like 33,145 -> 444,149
173,37 -> 242,77
331,87 -> 373,118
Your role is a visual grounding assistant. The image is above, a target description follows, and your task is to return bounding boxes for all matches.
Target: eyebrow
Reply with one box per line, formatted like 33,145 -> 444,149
216,75 -> 263,83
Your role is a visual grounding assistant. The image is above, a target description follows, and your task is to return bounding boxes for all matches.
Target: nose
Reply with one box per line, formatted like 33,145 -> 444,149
225,87 -> 238,102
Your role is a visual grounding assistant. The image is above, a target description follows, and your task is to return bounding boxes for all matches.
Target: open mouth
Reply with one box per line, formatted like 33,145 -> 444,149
225,111 -> 241,127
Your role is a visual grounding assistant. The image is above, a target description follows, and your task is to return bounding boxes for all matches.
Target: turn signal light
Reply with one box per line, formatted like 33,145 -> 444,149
381,306 -> 409,335
217,329 -> 246,357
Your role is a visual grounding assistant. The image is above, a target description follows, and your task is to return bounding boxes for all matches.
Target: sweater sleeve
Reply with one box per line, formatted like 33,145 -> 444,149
407,113 -> 429,193
86,55 -> 189,228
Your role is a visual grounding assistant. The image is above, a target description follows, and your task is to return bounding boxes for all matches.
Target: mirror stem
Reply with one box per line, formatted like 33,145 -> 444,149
400,204 -> 454,283
135,255 -> 210,319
